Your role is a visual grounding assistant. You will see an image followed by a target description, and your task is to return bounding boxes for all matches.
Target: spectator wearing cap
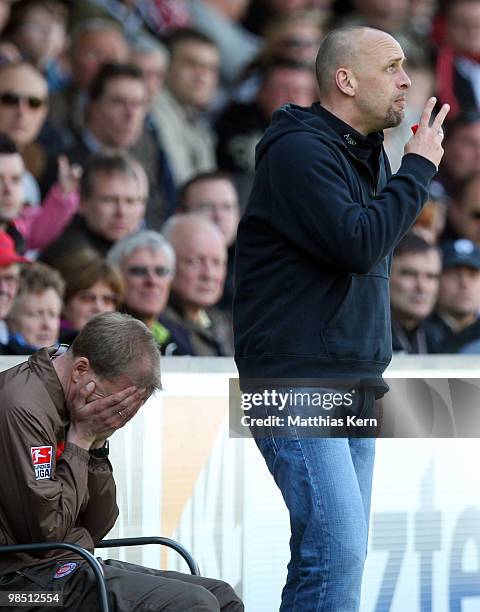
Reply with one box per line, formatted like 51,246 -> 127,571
390,233 -> 442,354
0,230 -> 29,346
425,239 -> 480,353
442,172 -> 480,245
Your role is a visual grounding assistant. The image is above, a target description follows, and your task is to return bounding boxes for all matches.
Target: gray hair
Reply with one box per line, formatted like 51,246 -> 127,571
71,312 -> 161,393
130,32 -> 169,63
107,229 -> 176,275
161,213 -> 224,245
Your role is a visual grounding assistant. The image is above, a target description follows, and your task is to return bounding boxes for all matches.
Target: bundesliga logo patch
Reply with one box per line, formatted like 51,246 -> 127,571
31,446 -> 52,480
53,562 -> 78,579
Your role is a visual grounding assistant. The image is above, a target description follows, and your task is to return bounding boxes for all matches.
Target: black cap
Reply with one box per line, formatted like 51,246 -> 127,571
440,239 -> 480,270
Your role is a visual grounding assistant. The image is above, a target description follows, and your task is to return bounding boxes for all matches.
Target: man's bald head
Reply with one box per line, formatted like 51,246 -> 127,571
315,26 -> 391,98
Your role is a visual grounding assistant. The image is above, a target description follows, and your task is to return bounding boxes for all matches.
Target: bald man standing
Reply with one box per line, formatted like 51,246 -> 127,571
233,27 -> 449,611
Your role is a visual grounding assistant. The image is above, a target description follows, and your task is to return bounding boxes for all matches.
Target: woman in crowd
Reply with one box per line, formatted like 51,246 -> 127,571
55,248 -> 124,344
2,261 -> 63,354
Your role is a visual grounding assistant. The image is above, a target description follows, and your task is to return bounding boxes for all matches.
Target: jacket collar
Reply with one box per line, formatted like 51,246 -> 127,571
28,347 -> 67,420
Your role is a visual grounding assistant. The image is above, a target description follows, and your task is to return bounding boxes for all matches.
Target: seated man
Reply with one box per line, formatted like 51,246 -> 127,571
390,233 -> 442,354
0,311 -> 243,610
161,214 -> 233,356
40,151 -> 145,268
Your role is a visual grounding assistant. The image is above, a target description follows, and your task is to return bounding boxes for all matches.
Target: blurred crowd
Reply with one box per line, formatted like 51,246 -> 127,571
0,0 -> 480,356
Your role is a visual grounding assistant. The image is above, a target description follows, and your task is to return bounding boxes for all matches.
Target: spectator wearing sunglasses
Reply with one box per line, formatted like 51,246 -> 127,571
54,248 -> 124,345
161,214 -> 233,356
0,61 -> 49,205
107,230 -> 179,353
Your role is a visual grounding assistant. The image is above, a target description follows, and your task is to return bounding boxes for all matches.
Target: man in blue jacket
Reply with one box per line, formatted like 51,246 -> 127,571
233,26 -> 449,611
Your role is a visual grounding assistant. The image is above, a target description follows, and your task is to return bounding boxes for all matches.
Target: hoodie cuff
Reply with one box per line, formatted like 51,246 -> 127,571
400,153 -> 438,184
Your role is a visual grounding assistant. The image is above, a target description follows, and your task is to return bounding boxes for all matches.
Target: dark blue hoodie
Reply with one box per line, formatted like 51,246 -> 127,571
233,103 -> 437,394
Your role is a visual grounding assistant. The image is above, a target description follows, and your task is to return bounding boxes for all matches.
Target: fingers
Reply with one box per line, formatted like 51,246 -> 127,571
93,385 -> 139,410
432,103 -> 450,132
419,97 -> 436,129
70,380 -> 96,412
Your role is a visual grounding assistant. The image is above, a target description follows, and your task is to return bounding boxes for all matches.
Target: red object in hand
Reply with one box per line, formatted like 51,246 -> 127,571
411,124 -> 419,134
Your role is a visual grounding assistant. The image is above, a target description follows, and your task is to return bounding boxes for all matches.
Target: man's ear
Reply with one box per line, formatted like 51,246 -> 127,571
70,357 -> 91,383
336,67 -> 357,97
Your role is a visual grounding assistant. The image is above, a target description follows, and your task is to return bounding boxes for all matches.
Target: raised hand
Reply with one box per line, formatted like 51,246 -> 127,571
404,97 -> 450,169
57,155 -> 82,195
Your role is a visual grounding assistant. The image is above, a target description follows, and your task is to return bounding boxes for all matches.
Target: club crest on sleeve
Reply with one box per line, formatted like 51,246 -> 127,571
30,446 -> 52,480
53,562 -> 78,579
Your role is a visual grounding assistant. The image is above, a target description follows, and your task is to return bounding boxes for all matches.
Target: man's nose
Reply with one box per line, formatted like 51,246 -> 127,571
399,69 -> 411,89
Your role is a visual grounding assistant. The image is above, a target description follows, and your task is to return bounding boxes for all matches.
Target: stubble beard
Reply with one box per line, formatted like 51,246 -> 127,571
384,106 -> 404,129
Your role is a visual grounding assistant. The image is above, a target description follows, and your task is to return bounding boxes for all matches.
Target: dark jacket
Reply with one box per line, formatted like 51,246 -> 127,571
161,299 -> 234,357
233,103 -> 436,394
39,214 -> 113,268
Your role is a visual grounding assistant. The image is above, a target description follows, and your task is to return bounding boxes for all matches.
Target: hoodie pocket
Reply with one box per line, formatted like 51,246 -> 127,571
322,273 -> 391,363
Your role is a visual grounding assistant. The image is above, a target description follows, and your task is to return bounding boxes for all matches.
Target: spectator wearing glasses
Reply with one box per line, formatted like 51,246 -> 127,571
442,172 -> 480,245
0,230 -> 30,346
161,214 -> 233,356
2,261 -> 63,355
40,151 -> 145,269
0,61 -> 48,205
178,170 -> 240,312
107,230 -> 179,353
54,248 -> 124,345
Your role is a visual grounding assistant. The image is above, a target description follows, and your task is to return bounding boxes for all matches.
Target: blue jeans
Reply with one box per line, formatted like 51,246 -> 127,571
251,387 -> 376,612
